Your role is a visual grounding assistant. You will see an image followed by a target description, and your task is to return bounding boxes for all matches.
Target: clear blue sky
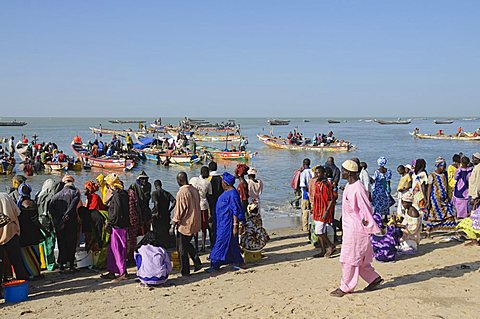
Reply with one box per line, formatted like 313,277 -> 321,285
1,1 -> 479,117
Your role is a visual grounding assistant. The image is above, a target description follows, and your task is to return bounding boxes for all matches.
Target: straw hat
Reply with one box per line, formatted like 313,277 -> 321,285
342,160 -> 358,173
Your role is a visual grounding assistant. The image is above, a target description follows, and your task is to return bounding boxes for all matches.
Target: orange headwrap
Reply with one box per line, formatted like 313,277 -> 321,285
84,181 -> 99,193
235,164 -> 249,177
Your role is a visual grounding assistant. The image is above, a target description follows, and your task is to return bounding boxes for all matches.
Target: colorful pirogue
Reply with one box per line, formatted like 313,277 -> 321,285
71,137 -> 135,170
410,131 -> 480,141
257,134 -> 354,152
166,129 -> 242,143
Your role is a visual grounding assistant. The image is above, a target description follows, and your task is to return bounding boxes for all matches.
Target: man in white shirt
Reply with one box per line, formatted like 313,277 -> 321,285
299,158 -> 313,232
189,166 -> 213,252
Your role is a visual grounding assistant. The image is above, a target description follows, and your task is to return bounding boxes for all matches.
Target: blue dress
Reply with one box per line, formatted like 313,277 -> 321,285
372,169 -> 392,216
210,189 -> 246,269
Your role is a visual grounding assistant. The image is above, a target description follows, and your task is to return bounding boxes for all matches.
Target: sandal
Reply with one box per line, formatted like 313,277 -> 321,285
330,288 -> 347,297
364,276 -> 384,291
324,247 -> 336,258
100,273 -> 116,280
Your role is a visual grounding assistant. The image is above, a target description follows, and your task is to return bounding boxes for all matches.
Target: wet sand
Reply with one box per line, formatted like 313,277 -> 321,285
1,226 -> 479,318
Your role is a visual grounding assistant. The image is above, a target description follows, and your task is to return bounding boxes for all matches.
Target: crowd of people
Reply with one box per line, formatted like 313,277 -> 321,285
290,151 -> 480,297
0,161 -> 269,295
286,129 -> 337,146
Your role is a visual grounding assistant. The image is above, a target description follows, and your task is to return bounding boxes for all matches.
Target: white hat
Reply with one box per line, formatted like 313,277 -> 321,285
342,160 -> 358,173
473,152 -> 480,160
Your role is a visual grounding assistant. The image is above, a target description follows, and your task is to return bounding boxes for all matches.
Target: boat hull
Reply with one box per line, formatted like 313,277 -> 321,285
71,142 -> 134,170
167,130 -> 241,142
257,135 -> 353,152
410,132 -> 480,141
136,149 -> 202,165
45,162 -> 69,171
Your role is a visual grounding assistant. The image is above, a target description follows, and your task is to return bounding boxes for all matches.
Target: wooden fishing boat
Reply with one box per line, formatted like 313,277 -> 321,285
433,120 -> 454,124
327,120 -> 341,124
71,141 -> 135,170
90,127 -> 163,135
135,148 -> 202,165
374,119 -> 412,125
166,129 -> 242,143
109,120 -> 146,124
15,142 -> 31,161
267,119 -> 290,126
257,134 -> 353,152
410,131 -> 480,141
0,120 -> 27,126
200,147 -> 251,161
44,162 -> 69,171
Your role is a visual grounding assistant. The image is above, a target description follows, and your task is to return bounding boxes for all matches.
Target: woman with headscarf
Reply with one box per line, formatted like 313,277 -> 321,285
9,175 -> 27,202
80,181 -> 108,254
101,173 -> 130,281
35,178 -> 58,271
17,183 -> 48,278
240,203 -> 269,252
207,172 -> 246,272
49,175 -> 81,272
134,231 -> 172,287
247,168 -> 263,209
424,157 -> 458,235
96,174 -> 110,204
412,159 -> 428,214
371,157 -> 393,220
0,193 -> 29,286
235,164 -> 250,214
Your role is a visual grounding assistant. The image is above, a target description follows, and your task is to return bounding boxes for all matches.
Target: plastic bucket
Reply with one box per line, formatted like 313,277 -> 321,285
75,250 -> 93,268
2,280 -> 29,303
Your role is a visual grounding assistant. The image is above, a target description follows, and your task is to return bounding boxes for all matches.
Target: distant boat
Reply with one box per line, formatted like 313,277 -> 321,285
109,120 -> 146,124
463,117 -> 480,121
410,131 -> 480,141
374,119 -> 412,125
303,119 -> 310,123
0,120 -> 27,127
327,120 -> 341,124
267,119 -> 290,126
433,120 -> 454,124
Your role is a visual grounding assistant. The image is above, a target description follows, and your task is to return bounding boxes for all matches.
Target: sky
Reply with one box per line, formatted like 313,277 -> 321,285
1,1 -> 479,118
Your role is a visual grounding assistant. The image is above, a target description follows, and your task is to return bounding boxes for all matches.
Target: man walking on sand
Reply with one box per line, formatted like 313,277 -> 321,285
330,160 -> 383,297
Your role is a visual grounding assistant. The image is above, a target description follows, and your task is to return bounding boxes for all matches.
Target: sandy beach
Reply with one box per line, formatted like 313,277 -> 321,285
1,226 -> 478,319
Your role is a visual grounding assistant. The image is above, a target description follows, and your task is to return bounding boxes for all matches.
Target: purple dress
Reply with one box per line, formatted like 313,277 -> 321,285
453,167 -> 473,219
370,214 -> 402,262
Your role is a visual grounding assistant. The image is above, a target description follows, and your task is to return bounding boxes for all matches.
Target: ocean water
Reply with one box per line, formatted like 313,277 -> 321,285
1,117 -> 479,230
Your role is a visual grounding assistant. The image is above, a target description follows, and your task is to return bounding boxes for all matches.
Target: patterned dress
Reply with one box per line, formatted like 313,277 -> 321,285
424,172 -> 457,233
240,205 -> 269,251
372,169 -> 392,216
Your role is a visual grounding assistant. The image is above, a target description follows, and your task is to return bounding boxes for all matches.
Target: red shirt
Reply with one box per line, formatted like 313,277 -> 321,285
237,179 -> 249,201
312,180 -> 333,223
86,193 -> 106,211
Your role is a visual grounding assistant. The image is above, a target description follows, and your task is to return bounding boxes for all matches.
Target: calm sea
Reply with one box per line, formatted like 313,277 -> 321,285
1,117 -> 479,230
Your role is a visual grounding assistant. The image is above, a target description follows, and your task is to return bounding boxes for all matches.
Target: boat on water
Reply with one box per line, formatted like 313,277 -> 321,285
257,134 -> 353,152
0,120 -> 27,127
200,146 -> 252,161
410,131 -> 480,141
374,119 -> 412,125
135,148 -> 203,165
433,120 -> 454,124
90,127 -> 163,136
109,120 -> 146,124
267,119 -> 290,126
15,142 -> 31,161
44,162 -> 69,171
463,117 -> 480,121
327,120 -> 341,124
71,139 -> 135,170
303,119 -> 310,123
166,129 -> 242,143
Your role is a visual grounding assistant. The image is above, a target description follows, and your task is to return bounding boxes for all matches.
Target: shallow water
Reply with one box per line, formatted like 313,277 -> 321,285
1,117 -> 479,229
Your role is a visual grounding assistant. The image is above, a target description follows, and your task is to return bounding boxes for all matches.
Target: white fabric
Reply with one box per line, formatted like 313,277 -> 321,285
189,176 -> 212,210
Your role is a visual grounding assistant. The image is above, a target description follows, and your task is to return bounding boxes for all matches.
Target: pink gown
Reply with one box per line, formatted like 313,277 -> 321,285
339,180 -> 381,292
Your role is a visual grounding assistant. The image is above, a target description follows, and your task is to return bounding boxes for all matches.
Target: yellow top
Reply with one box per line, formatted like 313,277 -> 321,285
397,174 -> 412,192
447,164 -> 458,198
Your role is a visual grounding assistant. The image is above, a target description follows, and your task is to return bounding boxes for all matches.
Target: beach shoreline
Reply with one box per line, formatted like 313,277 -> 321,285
2,225 -> 479,318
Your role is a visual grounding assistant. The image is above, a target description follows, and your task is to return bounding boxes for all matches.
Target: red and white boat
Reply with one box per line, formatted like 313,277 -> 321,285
71,139 -> 135,170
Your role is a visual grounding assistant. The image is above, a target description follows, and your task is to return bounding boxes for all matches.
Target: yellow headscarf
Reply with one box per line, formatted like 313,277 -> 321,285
105,173 -> 123,190
96,174 -> 108,203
